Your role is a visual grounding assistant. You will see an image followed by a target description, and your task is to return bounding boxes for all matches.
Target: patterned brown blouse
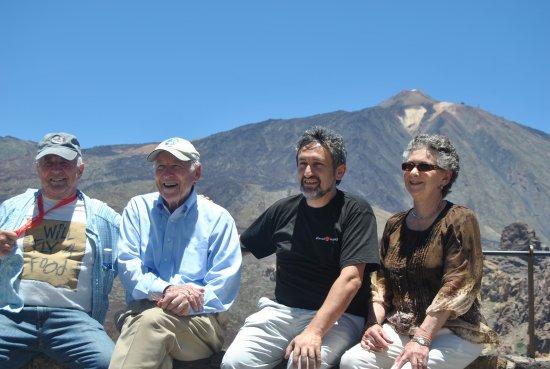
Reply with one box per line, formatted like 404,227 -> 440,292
372,202 -> 498,344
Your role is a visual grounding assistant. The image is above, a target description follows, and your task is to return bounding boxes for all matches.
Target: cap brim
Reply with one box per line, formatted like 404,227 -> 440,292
146,148 -> 194,162
36,147 -> 79,161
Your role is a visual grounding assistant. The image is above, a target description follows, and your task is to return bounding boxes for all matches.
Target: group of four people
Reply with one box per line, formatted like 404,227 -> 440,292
0,127 -> 496,369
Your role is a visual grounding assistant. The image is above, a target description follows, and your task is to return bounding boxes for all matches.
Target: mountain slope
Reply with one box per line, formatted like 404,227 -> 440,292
191,90 -> 550,244
1,89 -> 548,244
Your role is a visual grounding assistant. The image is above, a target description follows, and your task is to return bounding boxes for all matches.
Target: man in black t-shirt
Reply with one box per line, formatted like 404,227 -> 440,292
222,126 -> 379,369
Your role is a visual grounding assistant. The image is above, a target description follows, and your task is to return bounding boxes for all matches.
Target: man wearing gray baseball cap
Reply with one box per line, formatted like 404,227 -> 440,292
110,137 -> 242,369
0,132 -> 120,369
35,132 -> 83,161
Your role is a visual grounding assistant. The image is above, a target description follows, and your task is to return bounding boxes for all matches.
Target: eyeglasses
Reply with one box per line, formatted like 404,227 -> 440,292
401,162 -> 441,172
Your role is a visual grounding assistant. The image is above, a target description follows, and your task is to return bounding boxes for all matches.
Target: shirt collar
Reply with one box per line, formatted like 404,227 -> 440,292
36,188 -> 84,202
155,186 -> 198,217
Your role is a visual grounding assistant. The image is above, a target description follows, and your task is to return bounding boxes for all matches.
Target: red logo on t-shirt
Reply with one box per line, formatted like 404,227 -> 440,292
315,236 -> 338,244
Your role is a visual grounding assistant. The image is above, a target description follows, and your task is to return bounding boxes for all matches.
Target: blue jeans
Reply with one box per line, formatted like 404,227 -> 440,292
0,307 -> 114,369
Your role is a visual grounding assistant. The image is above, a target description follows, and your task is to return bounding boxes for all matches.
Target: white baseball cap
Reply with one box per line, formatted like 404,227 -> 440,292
146,137 -> 200,162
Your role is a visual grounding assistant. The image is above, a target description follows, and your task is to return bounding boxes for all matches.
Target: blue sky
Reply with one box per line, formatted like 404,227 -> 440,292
1,0 -> 548,148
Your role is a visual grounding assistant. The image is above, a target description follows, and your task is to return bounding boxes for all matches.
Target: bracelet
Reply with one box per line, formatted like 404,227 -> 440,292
411,336 -> 431,347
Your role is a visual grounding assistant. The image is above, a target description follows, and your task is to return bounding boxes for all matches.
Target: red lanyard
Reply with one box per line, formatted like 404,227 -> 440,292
14,192 -> 78,238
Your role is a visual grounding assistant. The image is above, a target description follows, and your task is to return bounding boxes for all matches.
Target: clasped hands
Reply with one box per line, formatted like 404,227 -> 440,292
156,284 -> 205,316
361,323 -> 429,369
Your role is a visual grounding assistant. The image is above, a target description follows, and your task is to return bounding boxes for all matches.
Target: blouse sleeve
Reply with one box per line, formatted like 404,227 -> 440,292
426,209 -> 483,319
371,220 -> 393,308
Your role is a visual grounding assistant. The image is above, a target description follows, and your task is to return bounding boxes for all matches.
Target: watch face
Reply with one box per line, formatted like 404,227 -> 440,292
413,337 -> 429,346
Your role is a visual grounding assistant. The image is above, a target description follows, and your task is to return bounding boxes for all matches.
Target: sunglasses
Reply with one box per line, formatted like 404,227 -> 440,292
401,162 -> 441,172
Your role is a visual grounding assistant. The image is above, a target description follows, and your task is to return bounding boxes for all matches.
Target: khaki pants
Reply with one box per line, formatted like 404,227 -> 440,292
109,301 -> 223,369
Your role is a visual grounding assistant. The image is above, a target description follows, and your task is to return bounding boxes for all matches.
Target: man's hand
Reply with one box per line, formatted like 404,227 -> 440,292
361,323 -> 393,352
281,265 -> 364,369
284,330 -> 322,369
0,230 -> 17,257
157,284 -> 205,316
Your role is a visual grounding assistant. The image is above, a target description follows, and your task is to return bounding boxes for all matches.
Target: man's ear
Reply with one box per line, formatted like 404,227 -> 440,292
193,164 -> 202,182
335,164 -> 346,181
77,163 -> 85,178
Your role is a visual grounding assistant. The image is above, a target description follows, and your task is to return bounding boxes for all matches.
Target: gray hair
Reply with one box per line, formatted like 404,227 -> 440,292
403,134 -> 460,197
296,126 -> 347,185
184,157 -> 201,171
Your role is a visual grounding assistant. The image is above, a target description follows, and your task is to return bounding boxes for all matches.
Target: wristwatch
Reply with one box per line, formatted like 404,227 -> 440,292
411,336 -> 430,347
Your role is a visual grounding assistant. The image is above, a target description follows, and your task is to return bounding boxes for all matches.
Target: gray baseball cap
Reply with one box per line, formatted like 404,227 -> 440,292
147,137 -> 200,162
36,132 -> 82,161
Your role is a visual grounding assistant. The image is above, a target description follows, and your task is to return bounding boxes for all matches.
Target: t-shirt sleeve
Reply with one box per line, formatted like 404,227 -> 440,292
340,201 -> 379,268
426,209 -> 483,319
240,205 -> 277,259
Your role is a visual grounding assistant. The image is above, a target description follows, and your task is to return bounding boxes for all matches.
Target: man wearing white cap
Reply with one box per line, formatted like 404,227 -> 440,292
110,137 -> 242,369
0,132 -> 120,369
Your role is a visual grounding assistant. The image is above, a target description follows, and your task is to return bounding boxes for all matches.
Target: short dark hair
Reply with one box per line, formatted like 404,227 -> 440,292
296,126 -> 347,185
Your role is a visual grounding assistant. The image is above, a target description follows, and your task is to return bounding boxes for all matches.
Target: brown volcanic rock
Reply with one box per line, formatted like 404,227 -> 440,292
501,223 -> 544,251
482,255 -> 550,355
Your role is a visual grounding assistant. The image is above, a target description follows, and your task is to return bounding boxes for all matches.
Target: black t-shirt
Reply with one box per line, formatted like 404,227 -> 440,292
241,190 -> 379,317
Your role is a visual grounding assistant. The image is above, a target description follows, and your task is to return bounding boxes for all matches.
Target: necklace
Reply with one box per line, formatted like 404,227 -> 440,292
410,200 -> 445,220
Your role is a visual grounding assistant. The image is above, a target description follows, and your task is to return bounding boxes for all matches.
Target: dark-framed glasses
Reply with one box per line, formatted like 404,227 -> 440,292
401,162 -> 441,172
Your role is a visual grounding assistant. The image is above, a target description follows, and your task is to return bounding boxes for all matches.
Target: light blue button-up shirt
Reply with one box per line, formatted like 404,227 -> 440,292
117,188 -> 242,314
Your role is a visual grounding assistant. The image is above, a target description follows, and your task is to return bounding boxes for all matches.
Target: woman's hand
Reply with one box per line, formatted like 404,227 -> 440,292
360,323 -> 393,352
393,340 -> 429,369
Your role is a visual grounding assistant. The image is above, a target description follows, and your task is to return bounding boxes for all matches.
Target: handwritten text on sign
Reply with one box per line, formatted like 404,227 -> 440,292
22,219 -> 86,290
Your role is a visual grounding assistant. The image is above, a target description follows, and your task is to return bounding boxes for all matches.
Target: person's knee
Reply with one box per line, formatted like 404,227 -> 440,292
339,349 -> 356,369
221,345 -> 253,369
137,308 -> 172,332
339,346 -> 377,369
80,348 -> 112,369
68,334 -> 113,369
220,347 -> 241,369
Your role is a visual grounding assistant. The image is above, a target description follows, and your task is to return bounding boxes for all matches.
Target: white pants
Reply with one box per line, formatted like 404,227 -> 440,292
340,323 -> 482,369
222,297 -> 365,369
